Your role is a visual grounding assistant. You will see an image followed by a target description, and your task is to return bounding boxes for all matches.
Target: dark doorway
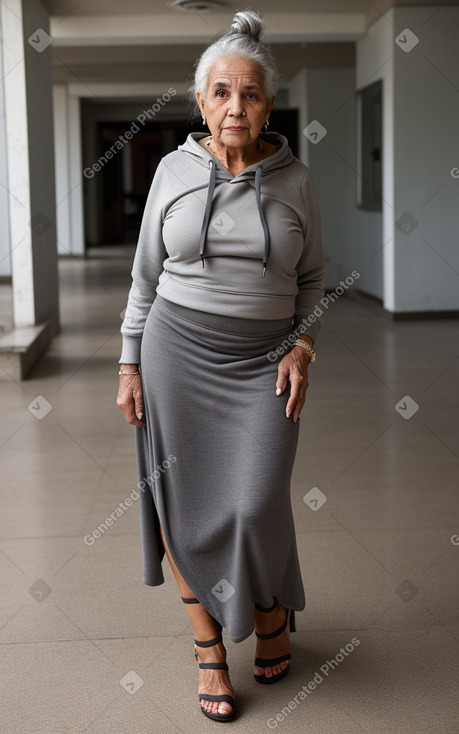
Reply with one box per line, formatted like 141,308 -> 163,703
356,80 -> 383,211
98,120 -> 193,244
269,108 -> 299,157
97,110 -> 299,245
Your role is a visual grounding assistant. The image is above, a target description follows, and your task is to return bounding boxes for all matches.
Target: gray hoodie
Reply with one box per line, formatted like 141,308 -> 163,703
120,132 -> 324,364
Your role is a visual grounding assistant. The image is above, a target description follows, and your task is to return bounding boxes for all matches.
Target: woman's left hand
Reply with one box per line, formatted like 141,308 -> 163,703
276,347 -> 311,423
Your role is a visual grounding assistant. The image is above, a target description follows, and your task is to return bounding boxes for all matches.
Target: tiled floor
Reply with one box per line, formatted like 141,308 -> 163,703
1,251 -> 458,733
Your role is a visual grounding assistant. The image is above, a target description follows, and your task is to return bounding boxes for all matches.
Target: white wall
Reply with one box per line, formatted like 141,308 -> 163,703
53,84 -> 85,256
289,64 -> 381,294
302,66 -> 366,292
290,55 -> 391,299
53,85 -> 72,256
356,10 -> 394,306
356,6 -> 459,313
391,5 -> 459,311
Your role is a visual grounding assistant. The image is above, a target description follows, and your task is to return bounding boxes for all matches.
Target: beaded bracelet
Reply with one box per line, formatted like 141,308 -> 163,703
292,339 -> 316,363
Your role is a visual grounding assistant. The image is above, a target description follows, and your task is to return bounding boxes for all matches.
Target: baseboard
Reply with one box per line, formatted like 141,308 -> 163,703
345,289 -> 459,321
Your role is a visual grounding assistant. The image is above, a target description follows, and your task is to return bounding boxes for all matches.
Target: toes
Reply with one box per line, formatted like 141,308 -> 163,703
218,702 -> 232,715
273,661 -> 289,675
254,659 -> 290,679
201,698 -> 233,717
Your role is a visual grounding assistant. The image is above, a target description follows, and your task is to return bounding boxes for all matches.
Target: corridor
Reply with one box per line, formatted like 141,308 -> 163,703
1,252 -> 458,733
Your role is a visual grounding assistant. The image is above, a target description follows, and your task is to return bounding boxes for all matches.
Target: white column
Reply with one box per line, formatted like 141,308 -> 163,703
53,84 -> 72,255
0,17 -> 11,278
0,0 -> 35,324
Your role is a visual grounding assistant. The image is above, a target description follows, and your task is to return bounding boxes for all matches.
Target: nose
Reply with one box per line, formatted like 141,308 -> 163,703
227,94 -> 245,118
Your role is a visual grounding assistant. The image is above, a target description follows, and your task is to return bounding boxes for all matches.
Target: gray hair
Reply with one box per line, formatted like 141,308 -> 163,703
188,10 -> 280,115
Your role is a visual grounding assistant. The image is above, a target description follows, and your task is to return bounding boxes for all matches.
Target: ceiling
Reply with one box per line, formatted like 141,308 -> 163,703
42,0 -> 458,91
51,42 -> 356,86
41,0 -> 458,21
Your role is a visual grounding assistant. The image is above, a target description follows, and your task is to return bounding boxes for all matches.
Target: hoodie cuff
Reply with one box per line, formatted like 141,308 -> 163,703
119,336 -> 142,365
293,315 -> 322,344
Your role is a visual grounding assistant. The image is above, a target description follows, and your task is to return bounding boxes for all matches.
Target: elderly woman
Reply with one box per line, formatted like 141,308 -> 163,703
117,9 -> 324,722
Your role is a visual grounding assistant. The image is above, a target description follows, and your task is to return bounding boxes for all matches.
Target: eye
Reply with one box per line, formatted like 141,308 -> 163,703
246,92 -> 257,100
216,90 -> 227,98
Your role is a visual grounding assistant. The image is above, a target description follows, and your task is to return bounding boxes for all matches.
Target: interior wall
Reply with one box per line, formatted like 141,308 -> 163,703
303,66 -> 365,292
53,85 -> 72,256
289,60 -> 387,297
356,10 -> 394,306
356,5 -> 459,313
391,5 -> 459,311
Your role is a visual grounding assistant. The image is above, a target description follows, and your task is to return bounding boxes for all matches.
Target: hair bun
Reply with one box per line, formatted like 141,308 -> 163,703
230,10 -> 264,42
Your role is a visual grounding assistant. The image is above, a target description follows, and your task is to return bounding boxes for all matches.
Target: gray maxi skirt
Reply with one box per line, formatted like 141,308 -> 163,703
135,294 -> 306,643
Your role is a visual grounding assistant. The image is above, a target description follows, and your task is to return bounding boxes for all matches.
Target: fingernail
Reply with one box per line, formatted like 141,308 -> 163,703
276,388 -> 281,396
137,412 -> 143,420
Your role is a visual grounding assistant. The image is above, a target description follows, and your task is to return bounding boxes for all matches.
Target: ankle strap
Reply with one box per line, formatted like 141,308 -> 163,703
255,613 -> 288,640
198,662 -> 229,671
195,634 -> 223,648
254,598 -> 277,613
181,596 -> 200,604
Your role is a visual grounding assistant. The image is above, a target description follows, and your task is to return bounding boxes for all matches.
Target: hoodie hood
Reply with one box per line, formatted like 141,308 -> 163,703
178,132 -> 295,176
177,132 -> 296,275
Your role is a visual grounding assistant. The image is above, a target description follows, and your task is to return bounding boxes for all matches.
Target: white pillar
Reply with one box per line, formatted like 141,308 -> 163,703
0,0 -> 35,324
53,84 -> 72,255
0,23 -> 11,278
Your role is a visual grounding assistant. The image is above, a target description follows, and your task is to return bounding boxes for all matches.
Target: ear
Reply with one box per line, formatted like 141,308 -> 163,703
196,92 -> 205,115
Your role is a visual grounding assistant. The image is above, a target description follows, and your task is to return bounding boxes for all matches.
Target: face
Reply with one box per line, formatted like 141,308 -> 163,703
197,55 -> 275,149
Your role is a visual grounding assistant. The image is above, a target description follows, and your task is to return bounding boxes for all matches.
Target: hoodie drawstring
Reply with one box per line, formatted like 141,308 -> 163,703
255,165 -> 270,277
199,159 -> 270,275
199,159 -> 216,267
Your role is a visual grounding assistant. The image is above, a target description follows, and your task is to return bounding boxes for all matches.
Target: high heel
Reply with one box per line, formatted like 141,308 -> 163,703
194,634 -> 236,722
182,597 -> 236,722
254,600 -> 295,685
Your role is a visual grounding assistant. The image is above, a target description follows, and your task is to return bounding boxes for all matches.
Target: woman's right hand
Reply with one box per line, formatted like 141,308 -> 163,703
117,365 -> 146,427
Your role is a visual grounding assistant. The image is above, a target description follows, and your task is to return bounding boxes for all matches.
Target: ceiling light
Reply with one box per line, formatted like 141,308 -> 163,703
168,0 -> 229,12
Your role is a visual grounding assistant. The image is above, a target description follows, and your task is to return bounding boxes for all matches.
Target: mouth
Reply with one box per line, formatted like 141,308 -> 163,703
224,126 -> 247,132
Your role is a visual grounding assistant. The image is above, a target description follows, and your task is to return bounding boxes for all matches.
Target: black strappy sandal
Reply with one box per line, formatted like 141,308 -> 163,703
182,597 -> 236,722
253,599 -> 296,685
